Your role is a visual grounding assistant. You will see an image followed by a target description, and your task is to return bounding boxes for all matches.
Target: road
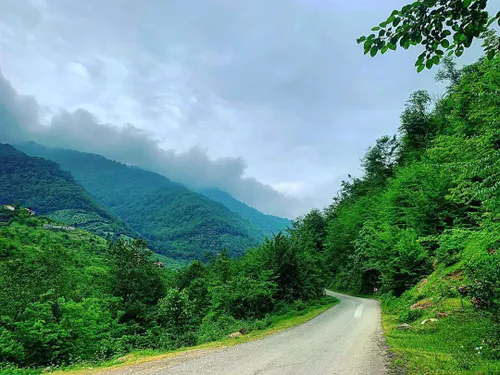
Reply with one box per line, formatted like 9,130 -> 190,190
100,292 -> 388,375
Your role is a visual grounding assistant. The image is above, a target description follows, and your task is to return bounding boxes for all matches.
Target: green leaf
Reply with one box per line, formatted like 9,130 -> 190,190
381,45 -> 389,54
357,36 -> 367,44
456,49 -> 464,57
388,43 -> 397,51
463,0 -> 473,7
415,55 -> 425,66
370,47 -> 378,57
487,49 -> 496,60
417,64 -> 425,73
371,26 -> 380,31
436,49 -> 444,56
393,18 -> 401,27
441,39 -> 450,48
426,59 -> 434,69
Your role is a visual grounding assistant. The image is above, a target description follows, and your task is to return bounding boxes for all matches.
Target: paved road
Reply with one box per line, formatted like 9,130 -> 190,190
103,292 -> 388,375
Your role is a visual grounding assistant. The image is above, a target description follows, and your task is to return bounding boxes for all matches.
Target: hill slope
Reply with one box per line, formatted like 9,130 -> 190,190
17,143 -> 265,259
285,56 -> 500,373
0,144 -> 132,238
200,188 -> 291,235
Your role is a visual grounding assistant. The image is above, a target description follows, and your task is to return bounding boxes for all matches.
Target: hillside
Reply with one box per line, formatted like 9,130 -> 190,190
0,144 -> 132,238
16,144 -> 265,259
286,56 -> 500,374
0,208 -> 329,373
200,188 -> 291,235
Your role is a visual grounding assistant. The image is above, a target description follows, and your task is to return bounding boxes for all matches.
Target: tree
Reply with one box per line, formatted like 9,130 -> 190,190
361,135 -> 399,187
435,56 -> 462,88
108,239 -> 165,324
357,0 -> 500,71
399,90 -> 433,160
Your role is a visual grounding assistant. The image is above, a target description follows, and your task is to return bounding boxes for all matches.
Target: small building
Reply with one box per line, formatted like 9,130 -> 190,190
4,205 -> 15,211
24,208 -> 36,216
42,224 -> 76,231
153,261 -> 165,268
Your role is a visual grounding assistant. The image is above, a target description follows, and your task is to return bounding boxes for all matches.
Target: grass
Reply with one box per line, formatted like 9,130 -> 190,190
50,297 -> 339,375
382,308 -> 500,375
380,265 -> 500,375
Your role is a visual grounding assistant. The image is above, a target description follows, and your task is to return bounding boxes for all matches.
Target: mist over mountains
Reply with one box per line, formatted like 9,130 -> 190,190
0,70 -> 306,218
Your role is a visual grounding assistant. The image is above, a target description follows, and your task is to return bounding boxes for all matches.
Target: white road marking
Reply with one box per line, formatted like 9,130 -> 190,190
354,304 -> 364,319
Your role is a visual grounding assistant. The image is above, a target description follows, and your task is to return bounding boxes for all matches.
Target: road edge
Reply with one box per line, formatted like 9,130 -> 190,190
51,299 -> 340,375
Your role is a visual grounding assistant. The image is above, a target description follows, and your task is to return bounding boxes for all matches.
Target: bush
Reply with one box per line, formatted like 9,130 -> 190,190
466,251 -> 500,318
196,313 -> 239,344
436,230 -> 470,266
398,308 -> 424,323
156,289 -> 197,348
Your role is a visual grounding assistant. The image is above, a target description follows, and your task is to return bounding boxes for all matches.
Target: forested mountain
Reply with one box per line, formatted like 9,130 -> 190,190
17,144 -> 266,259
0,144 -> 132,238
200,188 -> 291,235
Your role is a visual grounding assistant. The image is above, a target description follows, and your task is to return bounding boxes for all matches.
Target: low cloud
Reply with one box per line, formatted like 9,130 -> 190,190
0,70 -> 307,218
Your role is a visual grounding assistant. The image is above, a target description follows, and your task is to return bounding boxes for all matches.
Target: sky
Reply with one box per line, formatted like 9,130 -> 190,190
0,0 -> 492,218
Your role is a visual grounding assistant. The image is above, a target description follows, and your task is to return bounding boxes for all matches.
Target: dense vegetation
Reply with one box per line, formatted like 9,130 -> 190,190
16,145 -> 267,260
200,188 -> 291,235
288,55 -> 500,372
0,209 -> 330,373
0,144 -> 131,239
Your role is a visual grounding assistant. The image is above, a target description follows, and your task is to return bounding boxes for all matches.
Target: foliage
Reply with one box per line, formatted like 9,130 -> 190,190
358,1 -> 500,70
281,54 -> 500,370
0,212 -> 328,371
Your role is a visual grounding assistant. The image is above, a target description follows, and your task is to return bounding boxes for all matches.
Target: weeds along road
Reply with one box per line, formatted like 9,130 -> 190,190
96,291 -> 388,375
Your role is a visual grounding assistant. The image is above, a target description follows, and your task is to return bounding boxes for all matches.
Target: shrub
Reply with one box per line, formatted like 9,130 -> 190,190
398,308 -> 424,323
196,313 -> 239,344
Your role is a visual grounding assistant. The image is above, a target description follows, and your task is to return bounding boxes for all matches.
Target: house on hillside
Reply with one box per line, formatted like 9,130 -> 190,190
24,208 -> 36,216
153,261 -> 165,268
42,224 -> 76,231
4,205 -> 15,211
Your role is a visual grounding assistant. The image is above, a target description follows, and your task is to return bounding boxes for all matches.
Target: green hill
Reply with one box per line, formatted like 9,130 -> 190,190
200,188 -> 291,235
0,144 -> 132,238
285,56 -> 500,374
16,144 -> 265,259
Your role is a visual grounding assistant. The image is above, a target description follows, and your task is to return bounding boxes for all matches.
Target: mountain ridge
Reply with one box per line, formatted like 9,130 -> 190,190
0,143 -> 133,238
16,142 -> 266,259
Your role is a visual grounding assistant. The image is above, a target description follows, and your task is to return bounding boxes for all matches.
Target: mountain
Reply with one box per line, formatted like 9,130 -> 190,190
0,143 -> 132,238
17,143 -> 265,259
200,188 -> 291,235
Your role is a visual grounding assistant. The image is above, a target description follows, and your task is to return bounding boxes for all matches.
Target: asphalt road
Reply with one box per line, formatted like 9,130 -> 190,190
102,291 -> 388,375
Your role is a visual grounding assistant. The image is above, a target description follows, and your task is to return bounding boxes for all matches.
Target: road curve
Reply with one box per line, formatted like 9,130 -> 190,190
104,292 -> 388,375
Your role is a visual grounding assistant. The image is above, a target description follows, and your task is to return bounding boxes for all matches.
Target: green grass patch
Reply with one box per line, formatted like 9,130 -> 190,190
382,291 -> 499,375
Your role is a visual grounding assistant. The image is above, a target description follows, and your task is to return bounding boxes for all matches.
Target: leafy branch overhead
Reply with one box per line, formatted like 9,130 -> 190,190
357,0 -> 500,71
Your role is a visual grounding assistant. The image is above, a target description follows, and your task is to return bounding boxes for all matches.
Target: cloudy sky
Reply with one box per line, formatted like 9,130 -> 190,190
0,0 -> 491,218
